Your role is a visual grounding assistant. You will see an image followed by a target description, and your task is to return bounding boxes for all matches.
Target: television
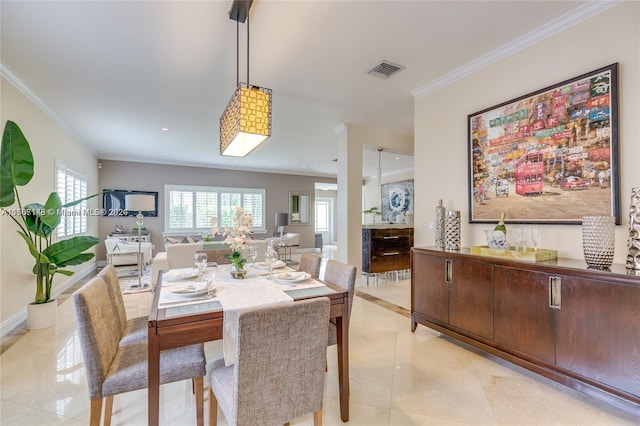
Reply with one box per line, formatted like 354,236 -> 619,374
102,190 -> 158,217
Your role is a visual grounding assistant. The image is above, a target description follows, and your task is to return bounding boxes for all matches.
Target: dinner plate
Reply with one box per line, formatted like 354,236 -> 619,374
273,272 -> 311,285
254,260 -> 286,270
168,282 -> 210,298
164,268 -> 199,281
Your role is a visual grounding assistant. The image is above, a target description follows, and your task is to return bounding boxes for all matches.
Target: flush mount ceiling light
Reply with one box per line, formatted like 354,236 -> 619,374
220,0 -> 272,157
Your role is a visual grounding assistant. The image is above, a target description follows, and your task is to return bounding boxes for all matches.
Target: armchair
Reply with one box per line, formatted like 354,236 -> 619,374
265,232 -> 300,247
104,237 -> 152,267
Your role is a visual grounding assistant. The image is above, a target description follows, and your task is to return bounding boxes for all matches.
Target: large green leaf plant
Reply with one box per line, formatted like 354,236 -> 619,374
1,120 -> 101,304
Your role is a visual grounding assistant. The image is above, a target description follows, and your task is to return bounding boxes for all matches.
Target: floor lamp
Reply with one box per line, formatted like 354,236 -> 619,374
275,212 -> 288,246
125,194 -> 155,288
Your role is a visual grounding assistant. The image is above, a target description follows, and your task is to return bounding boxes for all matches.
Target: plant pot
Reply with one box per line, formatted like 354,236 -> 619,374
230,264 -> 247,279
27,299 -> 57,330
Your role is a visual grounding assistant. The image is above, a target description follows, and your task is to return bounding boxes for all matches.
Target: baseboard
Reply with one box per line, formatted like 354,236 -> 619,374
0,263 -> 97,339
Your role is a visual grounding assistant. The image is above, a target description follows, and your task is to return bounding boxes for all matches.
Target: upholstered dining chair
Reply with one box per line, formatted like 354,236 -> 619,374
73,276 -> 206,426
323,260 -> 357,347
207,298 -> 330,426
98,264 -> 148,346
297,253 -> 322,278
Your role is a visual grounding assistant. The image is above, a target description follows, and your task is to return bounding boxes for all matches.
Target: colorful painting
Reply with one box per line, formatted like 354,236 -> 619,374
468,63 -> 619,224
381,179 -> 414,223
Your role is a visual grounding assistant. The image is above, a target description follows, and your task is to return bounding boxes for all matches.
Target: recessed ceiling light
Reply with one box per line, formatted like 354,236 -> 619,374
161,127 -> 169,131
395,156 -> 400,160
301,165 -> 306,168
163,152 -> 168,156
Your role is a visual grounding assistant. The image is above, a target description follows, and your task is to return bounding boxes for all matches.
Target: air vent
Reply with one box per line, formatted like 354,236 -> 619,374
368,61 -> 405,79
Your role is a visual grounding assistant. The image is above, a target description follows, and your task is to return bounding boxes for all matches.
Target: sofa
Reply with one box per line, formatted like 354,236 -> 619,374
264,232 -> 300,248
151,240 -> 267,286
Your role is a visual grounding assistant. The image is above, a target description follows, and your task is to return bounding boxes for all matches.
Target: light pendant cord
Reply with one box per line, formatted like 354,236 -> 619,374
246,7 -> 250,86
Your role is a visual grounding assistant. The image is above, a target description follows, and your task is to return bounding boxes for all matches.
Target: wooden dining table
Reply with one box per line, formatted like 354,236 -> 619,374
147,270 -> 351,425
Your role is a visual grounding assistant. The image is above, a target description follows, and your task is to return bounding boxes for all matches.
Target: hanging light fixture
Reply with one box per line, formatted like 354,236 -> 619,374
377,147 -> 383,186
220,0 -> 272,157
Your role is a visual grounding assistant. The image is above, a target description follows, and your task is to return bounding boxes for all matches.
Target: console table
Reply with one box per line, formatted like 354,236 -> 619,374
411,247 -> 640,414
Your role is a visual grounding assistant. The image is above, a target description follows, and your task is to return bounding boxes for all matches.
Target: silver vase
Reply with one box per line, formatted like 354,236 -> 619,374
445,210 -> 461,251
626,187 -> 640,272
435,199 -> 445,249
582,216 -> 615,270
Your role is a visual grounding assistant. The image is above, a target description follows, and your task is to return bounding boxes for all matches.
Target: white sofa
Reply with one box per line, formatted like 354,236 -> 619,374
104,237 -> 153,267
264,232 -> 300,247
151,240 -> 267,286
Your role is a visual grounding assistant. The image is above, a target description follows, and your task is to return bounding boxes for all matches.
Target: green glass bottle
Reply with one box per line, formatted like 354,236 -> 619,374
495,212 -> 507,235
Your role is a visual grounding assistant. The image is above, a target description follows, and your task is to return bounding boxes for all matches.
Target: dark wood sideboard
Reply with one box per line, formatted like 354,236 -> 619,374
411,247 -> 640,414
362,226 -> 414,274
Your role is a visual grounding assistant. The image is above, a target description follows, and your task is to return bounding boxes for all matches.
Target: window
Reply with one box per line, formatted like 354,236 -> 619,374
56,165 -> 88,237
314,198 -> 331,232
165,185 -> 266,233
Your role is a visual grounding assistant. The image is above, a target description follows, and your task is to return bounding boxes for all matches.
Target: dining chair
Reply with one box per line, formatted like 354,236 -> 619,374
207,298 -> 330,426
297,253 -> 322,278
98,264 -> 148,346
73,275 -> 206,426
323,260 -> 357,347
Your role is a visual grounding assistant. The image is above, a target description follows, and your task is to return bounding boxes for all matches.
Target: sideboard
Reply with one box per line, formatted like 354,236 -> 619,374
411,246 -> 640,414
362,226 -> 414,275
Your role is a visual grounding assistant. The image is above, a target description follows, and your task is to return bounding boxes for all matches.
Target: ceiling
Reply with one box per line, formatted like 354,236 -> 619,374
1,1 -> 593,180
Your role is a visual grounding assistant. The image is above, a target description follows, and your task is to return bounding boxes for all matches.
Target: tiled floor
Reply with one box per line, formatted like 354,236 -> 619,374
1,249 -> 638,425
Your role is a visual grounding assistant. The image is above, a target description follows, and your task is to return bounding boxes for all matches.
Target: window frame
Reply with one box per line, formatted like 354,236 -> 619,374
164,184 -> 266,234
55,163 -> 88,238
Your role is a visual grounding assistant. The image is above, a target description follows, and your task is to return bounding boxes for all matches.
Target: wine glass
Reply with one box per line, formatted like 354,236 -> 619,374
194,252 -> 207,280
265,246 -> 279,279
530,228 -> 540,252
513,227 -> 523,251
205,262 -> 218,296
247,243 -> 258,268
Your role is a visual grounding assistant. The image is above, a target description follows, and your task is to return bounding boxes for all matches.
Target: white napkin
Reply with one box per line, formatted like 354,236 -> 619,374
217,283 -> 293,365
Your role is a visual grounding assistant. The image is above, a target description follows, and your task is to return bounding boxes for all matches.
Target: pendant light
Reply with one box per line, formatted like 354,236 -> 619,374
377,147 -> 383,186
220,0 -> 272,157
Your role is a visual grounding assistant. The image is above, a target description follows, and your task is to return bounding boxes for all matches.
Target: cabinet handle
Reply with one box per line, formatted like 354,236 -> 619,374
445,260 -> 452,284
383,236 -> 400,239
383,252 -> 399,256
549,276 -> 561,309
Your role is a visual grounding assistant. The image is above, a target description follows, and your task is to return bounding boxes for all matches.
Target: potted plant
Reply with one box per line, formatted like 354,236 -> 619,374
1,120 -> 102,329
213,206 -> 253,278
363,206 -> 382,224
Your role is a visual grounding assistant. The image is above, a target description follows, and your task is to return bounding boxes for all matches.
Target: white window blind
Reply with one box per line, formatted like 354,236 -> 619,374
56,165 -> 88,237
165,185 -> 266,233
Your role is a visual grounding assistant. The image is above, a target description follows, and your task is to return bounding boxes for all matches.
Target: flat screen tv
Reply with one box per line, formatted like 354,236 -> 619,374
102,190 -> 158,217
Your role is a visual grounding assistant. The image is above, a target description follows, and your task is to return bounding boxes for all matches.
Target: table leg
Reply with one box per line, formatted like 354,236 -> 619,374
336,298 -> 350,421
148,326 -> 160,426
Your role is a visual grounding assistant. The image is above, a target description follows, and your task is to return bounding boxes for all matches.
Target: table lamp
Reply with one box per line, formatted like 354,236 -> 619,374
125,194 -> 155,288
275,212 -> 288,246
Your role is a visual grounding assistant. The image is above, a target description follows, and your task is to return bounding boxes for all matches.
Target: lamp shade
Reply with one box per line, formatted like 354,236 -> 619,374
125,194 -> 155,212
220,83 -> 272,157
275,212 -> 288,227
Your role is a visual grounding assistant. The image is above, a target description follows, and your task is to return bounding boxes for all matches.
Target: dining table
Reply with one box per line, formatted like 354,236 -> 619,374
147,263 -> 351,425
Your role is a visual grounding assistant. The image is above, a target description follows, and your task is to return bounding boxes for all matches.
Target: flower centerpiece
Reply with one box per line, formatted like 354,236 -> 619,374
216,207 -> 253,278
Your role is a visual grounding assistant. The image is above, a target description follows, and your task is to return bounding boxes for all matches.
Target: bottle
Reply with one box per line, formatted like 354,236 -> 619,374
495,212 -> 507,235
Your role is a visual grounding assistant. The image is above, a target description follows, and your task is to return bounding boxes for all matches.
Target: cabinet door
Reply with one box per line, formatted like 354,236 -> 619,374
493,266 -> 555,364
412,252 -> 448,323
556,276 -> 640,397
449,259 -> 493,340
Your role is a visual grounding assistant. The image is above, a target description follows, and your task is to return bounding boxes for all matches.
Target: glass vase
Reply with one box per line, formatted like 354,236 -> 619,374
582,216 -> 615,270
230,263 -> 247,279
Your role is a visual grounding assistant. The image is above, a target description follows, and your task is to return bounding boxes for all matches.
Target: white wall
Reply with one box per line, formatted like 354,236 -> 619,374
414,2 -> 640,264
1,77 -> 99,328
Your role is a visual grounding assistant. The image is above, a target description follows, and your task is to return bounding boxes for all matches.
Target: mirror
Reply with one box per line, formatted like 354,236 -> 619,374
289,192 -> 311,225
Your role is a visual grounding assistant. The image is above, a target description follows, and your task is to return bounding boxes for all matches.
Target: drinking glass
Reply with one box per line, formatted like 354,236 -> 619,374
194,252 -> 207,279
530,228 -> 540,252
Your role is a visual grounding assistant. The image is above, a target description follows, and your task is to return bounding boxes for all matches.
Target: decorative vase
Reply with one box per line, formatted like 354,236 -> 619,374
582,216 -> 615,270
230,264 -> 247,279
445,210 -> 461,251
434,199 -> 445,249
626,187 -> 640,272
27,299 -> 57,330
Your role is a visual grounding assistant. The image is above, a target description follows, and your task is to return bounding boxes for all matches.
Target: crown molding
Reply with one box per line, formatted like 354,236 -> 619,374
1,61 -> 90,151
411,0 -> 624,98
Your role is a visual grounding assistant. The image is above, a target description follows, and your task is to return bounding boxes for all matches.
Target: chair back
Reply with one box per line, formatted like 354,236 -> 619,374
323,260 -> 357,320
298,253 -> 322,278
233,298 -> 330,425
72,276 -> 121,400
98,265 -> 126,336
